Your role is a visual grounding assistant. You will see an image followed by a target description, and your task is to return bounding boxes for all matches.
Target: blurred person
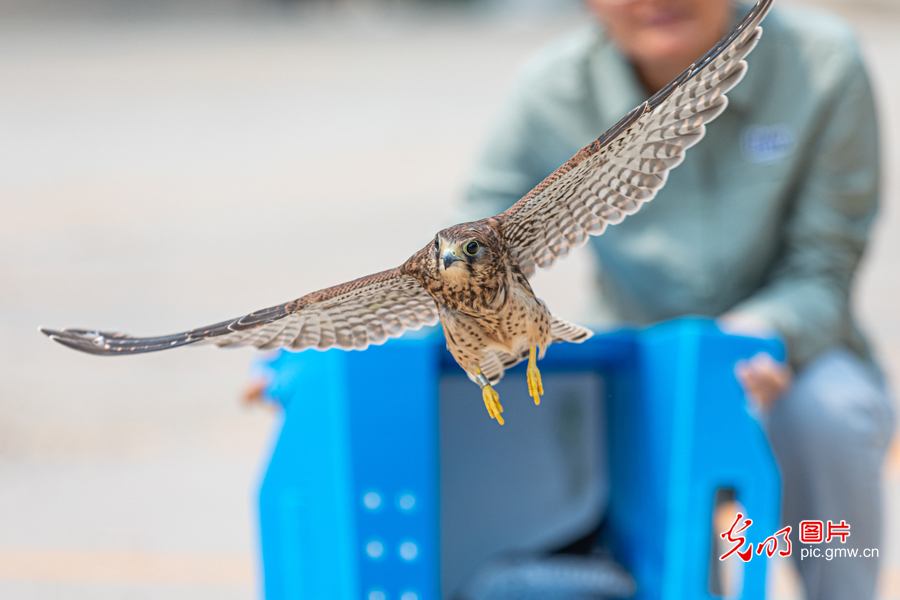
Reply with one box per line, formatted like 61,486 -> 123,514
460,1 -> 895,598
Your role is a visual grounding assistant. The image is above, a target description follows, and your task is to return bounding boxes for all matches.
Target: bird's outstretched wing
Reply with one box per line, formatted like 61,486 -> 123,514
40,268 -> 438,356
498,0 -> 772,278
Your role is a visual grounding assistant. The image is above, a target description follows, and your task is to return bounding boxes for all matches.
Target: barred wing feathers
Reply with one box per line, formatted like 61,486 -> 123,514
40,269 -> 438,356
499,0 -> 772,278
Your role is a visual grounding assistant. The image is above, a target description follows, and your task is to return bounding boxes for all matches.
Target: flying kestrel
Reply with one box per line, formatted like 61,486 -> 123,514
42,0 -> 772,425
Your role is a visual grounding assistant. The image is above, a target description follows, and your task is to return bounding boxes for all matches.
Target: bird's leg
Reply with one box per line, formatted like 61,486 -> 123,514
474,365 -> 504,425
527,344 -> 544,405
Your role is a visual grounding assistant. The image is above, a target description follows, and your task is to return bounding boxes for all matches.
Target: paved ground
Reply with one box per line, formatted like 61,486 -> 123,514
0,1 -> 898,598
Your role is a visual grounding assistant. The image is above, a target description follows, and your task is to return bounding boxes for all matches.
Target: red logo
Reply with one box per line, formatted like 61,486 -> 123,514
827,520 -> 851,543
722,516 -> 852,561
798,520 -> 850,544
720,513 -> 754,561
719,513 -> 792,562
757,526 -> 792,558
800,520 -> 824,544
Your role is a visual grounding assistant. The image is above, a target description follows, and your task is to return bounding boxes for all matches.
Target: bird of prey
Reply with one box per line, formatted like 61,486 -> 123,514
42,0 -> 772,425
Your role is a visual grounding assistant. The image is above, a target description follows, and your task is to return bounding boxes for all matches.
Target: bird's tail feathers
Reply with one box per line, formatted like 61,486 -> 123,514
550,315 -> 594,345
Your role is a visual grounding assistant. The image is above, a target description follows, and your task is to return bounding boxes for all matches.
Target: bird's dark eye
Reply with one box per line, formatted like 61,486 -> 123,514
464,241 -> 479,256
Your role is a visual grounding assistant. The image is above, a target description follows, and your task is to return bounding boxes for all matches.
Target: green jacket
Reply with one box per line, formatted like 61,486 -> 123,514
462,4 -> 880,368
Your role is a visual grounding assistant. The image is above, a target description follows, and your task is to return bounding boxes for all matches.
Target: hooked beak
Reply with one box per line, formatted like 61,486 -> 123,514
442,247 -> 463,270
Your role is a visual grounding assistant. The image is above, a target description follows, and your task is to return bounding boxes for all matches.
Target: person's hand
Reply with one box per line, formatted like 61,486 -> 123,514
717,312 -> 791,410
735,352 -> 792,411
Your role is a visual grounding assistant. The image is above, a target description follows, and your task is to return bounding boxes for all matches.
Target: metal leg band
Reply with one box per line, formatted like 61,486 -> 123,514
475,372 -> 490,389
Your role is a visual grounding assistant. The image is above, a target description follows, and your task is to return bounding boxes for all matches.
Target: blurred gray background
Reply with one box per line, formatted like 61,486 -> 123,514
1,0 -> 897,598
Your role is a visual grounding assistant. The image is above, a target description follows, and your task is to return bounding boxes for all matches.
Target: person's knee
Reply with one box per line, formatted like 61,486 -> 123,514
769,348 -> 894,461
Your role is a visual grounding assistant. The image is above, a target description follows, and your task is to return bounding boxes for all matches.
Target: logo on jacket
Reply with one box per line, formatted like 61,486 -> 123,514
741,124 -> 796,164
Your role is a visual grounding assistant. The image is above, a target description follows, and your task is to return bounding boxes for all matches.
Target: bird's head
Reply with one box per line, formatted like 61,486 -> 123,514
433,222 -> 504,286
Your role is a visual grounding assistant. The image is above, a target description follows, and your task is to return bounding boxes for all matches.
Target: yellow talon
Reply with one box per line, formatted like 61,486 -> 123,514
474,365 -> 504,425
482,384 -> 504,425
527,344 -> 544,405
